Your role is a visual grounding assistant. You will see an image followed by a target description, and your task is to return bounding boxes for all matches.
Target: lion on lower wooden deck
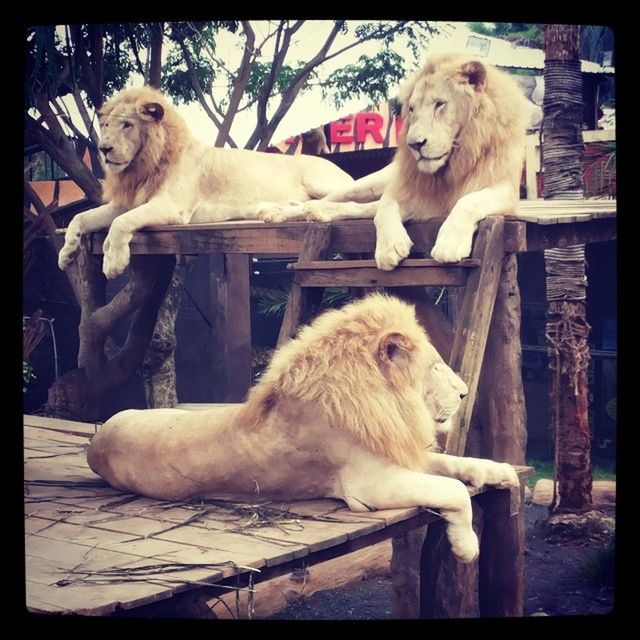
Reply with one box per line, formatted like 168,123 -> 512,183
87,294 -> 518,563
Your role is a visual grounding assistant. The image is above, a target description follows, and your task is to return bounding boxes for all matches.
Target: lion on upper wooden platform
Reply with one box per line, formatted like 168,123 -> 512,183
57,86 -> 354,279
263,52 -> 529,268
88,294 -> 519,563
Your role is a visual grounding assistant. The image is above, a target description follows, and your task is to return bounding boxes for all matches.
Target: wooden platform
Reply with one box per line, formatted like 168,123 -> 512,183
24,414 -> 531,618
83,200 -> 616,257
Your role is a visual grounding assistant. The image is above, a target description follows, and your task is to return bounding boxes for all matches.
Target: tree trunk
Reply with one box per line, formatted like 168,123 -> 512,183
148,23 -> 164,89
141,260 -> 189,407
542,24 -> 593,512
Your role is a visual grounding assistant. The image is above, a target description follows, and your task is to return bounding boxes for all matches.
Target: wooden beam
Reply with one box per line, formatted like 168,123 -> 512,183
209,254 -> 252,402
524,217 -> 616,252
277,224 -> 332,346
446,218 -> 505,456
477,253 -> 527,464
293,266 -> 472,288
291,258 -> 481,270
477,486 -> 526,617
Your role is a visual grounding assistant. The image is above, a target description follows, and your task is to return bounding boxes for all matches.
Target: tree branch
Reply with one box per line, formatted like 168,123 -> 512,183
245,21 -> 342,150
70,24 -> 101,108
126,24 -> 146,76
24,180 -> 83,304
177,36 -> 238,148
214,20 -> 256,147
88,24 -> 104,107
148,22 -> 164,89
27,112 -> 103,204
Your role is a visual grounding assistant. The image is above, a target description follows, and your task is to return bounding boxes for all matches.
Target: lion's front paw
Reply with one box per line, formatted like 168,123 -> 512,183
431,219 -> 475,263
484,462 -> 520,489
448,527 -> 480,564
258,203 -> 306,223
303,201 -> 332,222
463,460 -> 519,490
58,236 -> 81,270
102,236 -> 131,279
375,224 -> 413,271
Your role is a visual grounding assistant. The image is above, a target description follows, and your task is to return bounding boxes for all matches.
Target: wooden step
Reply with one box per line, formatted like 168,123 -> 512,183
290,259 -> 481,288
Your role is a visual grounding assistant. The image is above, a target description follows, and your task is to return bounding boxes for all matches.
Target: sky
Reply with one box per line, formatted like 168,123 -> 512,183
51,20 -> 477,148
181,20 -> 467,146
50,21 -> 611,147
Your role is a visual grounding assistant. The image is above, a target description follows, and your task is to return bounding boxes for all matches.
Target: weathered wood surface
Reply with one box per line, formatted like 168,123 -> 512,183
445,218 -> 506,456
476,485 -> 526,617
209,254 -> 252,401
85,202 -> 616,257
277,224 -> 332,346
291,258 -> 479,288
477,253 -> 528,464
24,415 -> 531,618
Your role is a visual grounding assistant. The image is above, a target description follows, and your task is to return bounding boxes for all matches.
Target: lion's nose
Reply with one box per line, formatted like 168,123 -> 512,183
99,145 -> 113,156
408,139 -> 427,151
460,391 -> 467,399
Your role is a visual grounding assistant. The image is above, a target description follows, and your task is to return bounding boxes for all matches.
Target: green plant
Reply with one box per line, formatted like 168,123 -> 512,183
256,286 -> 352,319
23,361 -> 36,394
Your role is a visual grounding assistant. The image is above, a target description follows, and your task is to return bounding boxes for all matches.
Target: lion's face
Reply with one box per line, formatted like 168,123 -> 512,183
377,329 -> 468,428
400,58 -> 487,174
98,99 -> 165,174
418,342 -> 468,426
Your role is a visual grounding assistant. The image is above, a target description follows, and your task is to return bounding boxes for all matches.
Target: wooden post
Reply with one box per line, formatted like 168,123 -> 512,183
477,486 -> 525,617
277,224 -> 332,346
209,253 -> 252,402
446,217 -> 505,456
477,253 -> 527,464
419,507 -> 481,619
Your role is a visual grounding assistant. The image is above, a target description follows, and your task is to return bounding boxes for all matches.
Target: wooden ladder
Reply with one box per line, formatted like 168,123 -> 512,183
278,218 -> 506,456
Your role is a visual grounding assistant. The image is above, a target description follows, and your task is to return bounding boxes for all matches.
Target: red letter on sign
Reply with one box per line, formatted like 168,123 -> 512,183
355,112 -> 384,143
330,116 -> 354,144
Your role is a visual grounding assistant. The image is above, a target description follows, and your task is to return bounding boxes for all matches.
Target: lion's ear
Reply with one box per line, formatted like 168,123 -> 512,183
137,102 -> 165,122
397,71 -> 420,112
459,61 -> 487,91
377,331 -> 415,375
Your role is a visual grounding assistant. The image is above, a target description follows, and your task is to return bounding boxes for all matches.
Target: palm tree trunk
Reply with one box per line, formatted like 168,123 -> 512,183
542,24 -> 593,512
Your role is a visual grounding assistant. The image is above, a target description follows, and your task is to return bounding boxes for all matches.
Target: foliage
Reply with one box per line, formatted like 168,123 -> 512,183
467,22 -> 543,48
256,285 -> 352,319
322,50 -> 407,109
23,361 -> 36,394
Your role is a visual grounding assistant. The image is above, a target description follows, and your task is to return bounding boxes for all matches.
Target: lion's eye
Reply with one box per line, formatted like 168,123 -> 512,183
435,100 -> 446,110
408,106 -> 414,114
122,122 -> 133,130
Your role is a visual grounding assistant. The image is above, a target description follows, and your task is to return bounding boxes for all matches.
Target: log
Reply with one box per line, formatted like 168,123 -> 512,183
446,217 -> 506,456
209,254 -> 252,402
477,253 -> 527,464
477,487 -> 525,617
277,224 -> 333,346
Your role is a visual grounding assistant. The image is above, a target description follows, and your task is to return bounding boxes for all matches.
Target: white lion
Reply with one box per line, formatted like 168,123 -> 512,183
87,294 -> 519,563
57,86 -> 354,279
262,52 -> 529,269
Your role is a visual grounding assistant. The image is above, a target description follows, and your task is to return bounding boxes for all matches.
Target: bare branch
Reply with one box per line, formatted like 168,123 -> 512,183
27,112 -> 103,204
177,36 -> 238,148
214,20 -> 256,147
245,21 -> 342,149
125,24 -> 146,76
148,22 -> 164,89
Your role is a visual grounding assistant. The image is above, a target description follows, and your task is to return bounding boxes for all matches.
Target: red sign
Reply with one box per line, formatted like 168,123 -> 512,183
329,111 -> 403,145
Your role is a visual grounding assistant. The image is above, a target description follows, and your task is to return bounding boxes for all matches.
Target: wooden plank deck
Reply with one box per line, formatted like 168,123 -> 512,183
82,200 -> 616,257
24,414 -> 531,618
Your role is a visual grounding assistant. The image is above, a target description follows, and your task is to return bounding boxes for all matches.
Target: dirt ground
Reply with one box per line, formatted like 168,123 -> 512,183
267,503 -> 615,620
